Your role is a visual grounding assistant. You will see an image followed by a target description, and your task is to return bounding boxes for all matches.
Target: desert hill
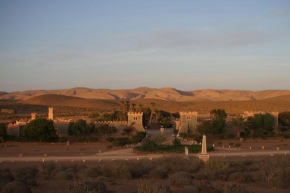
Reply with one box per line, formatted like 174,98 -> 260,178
19,94 -> 290,114
21,94 -> 120,110
1,87 -> 290,102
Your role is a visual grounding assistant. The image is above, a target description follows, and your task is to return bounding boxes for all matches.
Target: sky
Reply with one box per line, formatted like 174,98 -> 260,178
0,0 -> 290,92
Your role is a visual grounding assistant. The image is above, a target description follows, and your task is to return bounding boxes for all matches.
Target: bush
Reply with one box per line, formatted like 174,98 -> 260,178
96,124 -> 117,135
169,172 -> 192,185
22,118 -> 58,142
14,167 -> 38,180
204,160 -> 229,171
106,137 -> 115,142
123,126 -> 135,135
149,167 -> 168,179
227,133 -> 235,139
0,122 -> 7,139
2,181 -> 32,193
113,137 -> 131,146
0,172 -> 14,189
132,132 -> 146,143
140,140 -> 158,152
59,137 -> 68,142
88,137 -> 98,142
180,185 -> 199,193
83,181 -> 106,193
271,177 -> 287,189
137,180 -> 172,193
67,180 -> 106,193
83,168 -> 101,179
172,138 -> 181,145
26,179 -> 37,186
224,184 -> 248,193
54,171 -> 72,180
111,162 -> 132,180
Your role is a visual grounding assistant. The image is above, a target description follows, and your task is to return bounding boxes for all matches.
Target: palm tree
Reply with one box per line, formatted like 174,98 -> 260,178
132,103 -> 136,112
149,102 -> 156,124
231,116 -> 248,138
139,104 -> 143,112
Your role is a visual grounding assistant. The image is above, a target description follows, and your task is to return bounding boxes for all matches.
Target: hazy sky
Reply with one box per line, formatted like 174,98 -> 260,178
0,0 -> 290,92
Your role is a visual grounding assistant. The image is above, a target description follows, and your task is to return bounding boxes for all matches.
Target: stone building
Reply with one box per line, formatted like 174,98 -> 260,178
176,111 -> 198,134
48,107 -> 54,120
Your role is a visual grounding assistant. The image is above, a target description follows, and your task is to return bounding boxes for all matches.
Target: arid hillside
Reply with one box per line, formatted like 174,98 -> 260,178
1,87 -> 290,101
20,94 -> 290,114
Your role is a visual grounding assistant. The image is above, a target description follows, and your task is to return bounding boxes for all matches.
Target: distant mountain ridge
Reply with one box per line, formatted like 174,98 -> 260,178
1,87 -> 290,102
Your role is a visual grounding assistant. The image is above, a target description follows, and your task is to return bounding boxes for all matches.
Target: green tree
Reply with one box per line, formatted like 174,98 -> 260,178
279,111 -> 290,126
210,109 -> 227,134
247,113 -> 275,137
23,118 -> 58,142
231,116 -> 248,138
68,119 -> 95,136
0,122 -> 7,141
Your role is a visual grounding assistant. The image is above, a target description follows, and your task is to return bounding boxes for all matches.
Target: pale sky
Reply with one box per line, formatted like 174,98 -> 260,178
0,0 -> 290,92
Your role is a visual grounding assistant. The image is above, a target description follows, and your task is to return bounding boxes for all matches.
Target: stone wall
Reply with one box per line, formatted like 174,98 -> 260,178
178,111 -> 198,134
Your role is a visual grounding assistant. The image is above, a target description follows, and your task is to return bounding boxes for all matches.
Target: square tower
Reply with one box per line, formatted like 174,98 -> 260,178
127,112 -> 145,132
178,111 -> 198,134
31,113 -> 37,120
48,107 -> 54,120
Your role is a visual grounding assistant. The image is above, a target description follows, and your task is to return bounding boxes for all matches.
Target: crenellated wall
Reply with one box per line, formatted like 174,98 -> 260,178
178,111 -> 198,134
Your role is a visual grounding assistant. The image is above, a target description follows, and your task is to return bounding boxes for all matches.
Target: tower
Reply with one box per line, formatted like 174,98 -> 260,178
178,111 -> 198,134
31,113 -> 37,120
48,107 -> 54,120
127,112 -> 145,132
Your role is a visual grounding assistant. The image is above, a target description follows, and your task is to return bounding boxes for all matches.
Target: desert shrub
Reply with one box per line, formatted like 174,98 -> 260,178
132,132 -> 146,143
67,180 -> 106,193
88,137 -> 98,142
14,167 -> 38,180
228,172 -> 248,182
123,126 -> 135,135
113,137 -> 131,146
271,177 -> 287,189
106,137 -> 114,142
54,171 -> 72,180
106,145 -> 113,149
110,162 -> 132,180
153,156 -> 203,174
224,184 -> 248,193
172,138 -> 181,145
59,137 -> 68,142
83,181 -> 106,193
0,172 -> 14,189
2,181 -> 32,193
83,168 -> 101,179
169,172 -> 192,185
39,162 -> 56,179
26,179 -> 37,186
149,167 -> 168,179
229,142 -> 234,146
180,185 -> 199,193
137,180 -> 172,193
203,160 -> 229,171
141,140 -> 158,151
76,136 -> 86,142
217,141 -> 223,146
96,176 -> 111,182
193,170 -> 217,180
196,180 -> 219,193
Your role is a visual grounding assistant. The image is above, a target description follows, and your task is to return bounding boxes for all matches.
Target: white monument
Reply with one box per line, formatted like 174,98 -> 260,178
198,135 -> 209,162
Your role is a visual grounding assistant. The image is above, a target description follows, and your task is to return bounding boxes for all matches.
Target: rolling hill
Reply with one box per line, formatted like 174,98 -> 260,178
1,87 -> 290,102
19,94 -> 290,114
